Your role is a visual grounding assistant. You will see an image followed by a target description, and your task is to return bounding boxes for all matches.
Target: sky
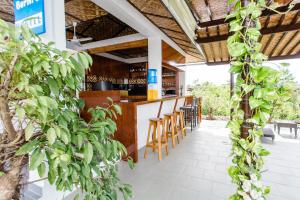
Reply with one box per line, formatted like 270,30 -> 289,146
185,58 -> 300,86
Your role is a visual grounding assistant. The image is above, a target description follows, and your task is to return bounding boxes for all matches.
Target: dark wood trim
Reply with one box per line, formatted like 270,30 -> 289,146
0,10 -> 13,17
66,29 -> 90,39
205,53 -> 300,64
196,23 -> 300,43
143,12 -> 173,20
160,27 -> 183,34
157,101 -> 163,118
197,3 -> 300,27
269,53 -> 300,60
80,21 -> 95,35
169,36 -> 191,43
217,26 -> 223,62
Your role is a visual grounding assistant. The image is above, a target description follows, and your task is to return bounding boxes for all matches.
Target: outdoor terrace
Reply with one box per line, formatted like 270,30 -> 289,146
118,120 -> 300,200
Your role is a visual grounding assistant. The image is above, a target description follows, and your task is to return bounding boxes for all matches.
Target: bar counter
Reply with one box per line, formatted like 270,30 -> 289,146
80,91 -> 193,162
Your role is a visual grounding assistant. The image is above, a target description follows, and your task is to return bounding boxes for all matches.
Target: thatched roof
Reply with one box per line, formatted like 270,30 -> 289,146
188,0 -> 300,63
128,0 -> 204,62
1,0 -> 298,64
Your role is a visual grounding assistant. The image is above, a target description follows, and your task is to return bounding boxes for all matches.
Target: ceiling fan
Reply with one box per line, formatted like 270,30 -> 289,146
67,21 -> 92,47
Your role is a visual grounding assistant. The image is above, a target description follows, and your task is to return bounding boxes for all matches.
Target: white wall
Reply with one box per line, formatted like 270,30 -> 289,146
178,71 -> 186,96
40,0 -> 66,49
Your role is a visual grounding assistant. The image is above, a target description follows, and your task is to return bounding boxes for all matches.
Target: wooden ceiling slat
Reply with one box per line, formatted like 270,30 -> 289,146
260,35 -> 271,54
287,35 -> 300,55
202,43 -> 214,62
290,43 -> 300,55
267,32 -> 285,57
280,31 -> 300,55
211,42 -> 221,62
220,41 -> 229,61
272,31 -> 297,56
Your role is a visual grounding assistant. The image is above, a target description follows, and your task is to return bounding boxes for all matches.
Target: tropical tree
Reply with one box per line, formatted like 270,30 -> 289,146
0,20 -> 132,200
191,81 -> 230,119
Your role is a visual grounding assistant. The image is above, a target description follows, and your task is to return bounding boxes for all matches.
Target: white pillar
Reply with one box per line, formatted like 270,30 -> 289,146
148,37 -> 162,99
178,71 -> 186,96
40,0 -> 66,50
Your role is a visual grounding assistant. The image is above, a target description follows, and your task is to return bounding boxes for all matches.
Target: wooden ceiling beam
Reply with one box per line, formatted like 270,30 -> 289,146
197,3 -> 300,27
196,23 -> 300,43
205,53 -> 300,65
88,39 -> 148,54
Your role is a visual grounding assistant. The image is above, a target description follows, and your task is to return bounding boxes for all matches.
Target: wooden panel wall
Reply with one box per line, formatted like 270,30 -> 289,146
88,55 -> 130,79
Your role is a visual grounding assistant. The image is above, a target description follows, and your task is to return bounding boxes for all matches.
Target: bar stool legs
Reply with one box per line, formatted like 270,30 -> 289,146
174,110 -> 186,139
164,114 -> 179,148
144,118 -> 168,161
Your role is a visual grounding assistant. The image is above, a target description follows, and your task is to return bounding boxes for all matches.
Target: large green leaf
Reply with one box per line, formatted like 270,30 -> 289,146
84,142 -> 93,164
16,140 -> 38,155
228,42 -> 246,57
25,123 -> 34,141
249,96 -> 263,110
29,149 -> 45,170
48,78 -> 60,96
47,128 -> 57,145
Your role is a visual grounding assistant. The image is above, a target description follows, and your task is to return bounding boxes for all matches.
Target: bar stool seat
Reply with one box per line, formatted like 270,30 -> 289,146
174,110 -> 186,137
163,113 -> 179,148
144,117 -> 168,161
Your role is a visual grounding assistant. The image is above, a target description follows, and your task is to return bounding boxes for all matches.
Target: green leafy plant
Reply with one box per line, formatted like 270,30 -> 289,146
0,20 -> 132,200
225,0 -> 291,199
190,81 -> 230,119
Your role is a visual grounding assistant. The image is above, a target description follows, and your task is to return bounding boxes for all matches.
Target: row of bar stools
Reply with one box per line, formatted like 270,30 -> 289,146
144,110 -> 186,161
144,118 -> 169,161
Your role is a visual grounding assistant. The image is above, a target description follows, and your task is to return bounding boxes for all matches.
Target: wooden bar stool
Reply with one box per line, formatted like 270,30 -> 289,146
175,110 -> 186,138
144,118 -> 168,161
163,113 -> 179,148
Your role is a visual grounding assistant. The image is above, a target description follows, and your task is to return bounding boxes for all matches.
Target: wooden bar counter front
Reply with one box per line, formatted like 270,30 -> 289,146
80,91 -> 192,162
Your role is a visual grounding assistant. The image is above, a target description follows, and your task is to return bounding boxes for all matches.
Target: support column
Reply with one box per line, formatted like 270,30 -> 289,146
41,0 -> 66,50
240,0 -> 253,139
148,37 -> 162,99
230,72 -> 234,120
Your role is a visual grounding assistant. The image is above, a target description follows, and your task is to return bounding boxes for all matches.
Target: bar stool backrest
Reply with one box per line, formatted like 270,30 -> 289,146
159,99 -> 177,117
192,98 -> 198,106
176,98 -> 185,111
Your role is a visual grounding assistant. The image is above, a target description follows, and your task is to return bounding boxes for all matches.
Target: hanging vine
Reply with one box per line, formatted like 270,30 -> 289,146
226,0 -> 293,199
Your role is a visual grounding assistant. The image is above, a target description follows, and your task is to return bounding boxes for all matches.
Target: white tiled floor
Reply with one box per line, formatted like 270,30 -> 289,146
118,120 -> 300,200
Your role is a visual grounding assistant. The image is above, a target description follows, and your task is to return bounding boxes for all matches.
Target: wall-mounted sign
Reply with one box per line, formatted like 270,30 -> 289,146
14,0 -> 46,35
148,69 -> 158,100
